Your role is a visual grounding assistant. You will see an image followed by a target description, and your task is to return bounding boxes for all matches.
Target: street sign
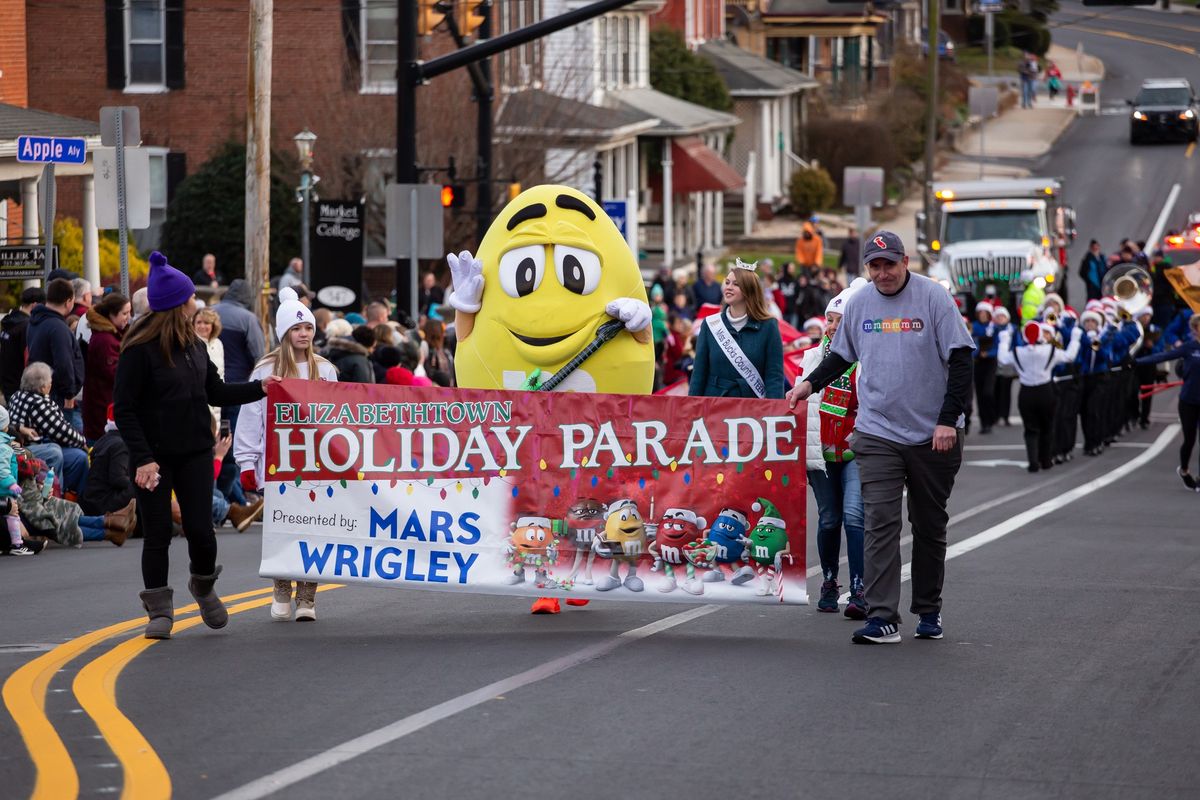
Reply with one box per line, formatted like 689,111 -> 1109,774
385,184 -> 445,259
843,167 -> 884,208
0,245 -> 58,280
969,86 -> 1000,119
978,0 -> 1003,12
311,199 -> 364,312
99,106 -> 141,148
15,136 -> 87,165
603,199 -> 628,238
93,147 -> 151,230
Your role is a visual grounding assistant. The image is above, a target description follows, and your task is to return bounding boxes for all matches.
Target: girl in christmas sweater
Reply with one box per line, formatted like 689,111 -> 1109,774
800,279 -> 868,619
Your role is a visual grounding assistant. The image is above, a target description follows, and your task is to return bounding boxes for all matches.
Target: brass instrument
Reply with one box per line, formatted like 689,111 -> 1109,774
1044,310 -> 1059,326
1101,262 -> 1152,316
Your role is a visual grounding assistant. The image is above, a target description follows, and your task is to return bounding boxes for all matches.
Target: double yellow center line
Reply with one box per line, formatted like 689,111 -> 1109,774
4,584 -> 339,800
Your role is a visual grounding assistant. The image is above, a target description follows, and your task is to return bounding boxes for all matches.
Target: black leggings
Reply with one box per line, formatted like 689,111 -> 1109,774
138,450 -> 218,589
1181,401 -> 1200,474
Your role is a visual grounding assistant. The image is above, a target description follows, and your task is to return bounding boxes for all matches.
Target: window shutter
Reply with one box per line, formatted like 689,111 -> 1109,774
104,0 -> 125,90
165,0 -> 186,89
342,0 -> 362,89
166,152 -> 187,203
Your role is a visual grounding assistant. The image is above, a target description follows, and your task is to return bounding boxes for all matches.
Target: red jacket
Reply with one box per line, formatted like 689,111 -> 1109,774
82,309 -> 123,440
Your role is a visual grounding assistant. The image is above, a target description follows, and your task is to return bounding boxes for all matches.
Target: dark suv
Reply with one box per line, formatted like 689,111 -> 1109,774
1129,79 -> 1199,144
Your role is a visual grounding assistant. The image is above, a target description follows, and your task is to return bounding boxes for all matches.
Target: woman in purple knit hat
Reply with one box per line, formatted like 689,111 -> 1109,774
114,252 -> 281,639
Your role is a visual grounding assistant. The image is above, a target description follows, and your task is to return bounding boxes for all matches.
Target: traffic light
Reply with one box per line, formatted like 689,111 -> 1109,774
417,0 -> 445,36
456,0 -> 487,37
507,182 -> 522,201
441,184 -> 466,208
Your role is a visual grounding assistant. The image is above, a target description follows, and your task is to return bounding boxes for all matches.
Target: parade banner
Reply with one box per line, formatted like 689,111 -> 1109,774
261,381 -> 808,604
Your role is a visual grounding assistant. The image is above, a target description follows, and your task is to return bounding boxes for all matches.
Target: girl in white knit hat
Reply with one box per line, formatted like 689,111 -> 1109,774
233,287 -> 338,621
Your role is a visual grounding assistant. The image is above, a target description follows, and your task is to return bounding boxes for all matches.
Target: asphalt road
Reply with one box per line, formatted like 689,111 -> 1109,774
3,7 -> 1200,800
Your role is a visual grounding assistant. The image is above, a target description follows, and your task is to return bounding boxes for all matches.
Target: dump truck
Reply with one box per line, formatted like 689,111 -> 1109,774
916,178 -> 1076,309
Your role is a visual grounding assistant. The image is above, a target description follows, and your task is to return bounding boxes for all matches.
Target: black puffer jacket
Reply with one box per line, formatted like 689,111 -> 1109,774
325,338 -> 374,383
113,337 -> 264,467
0,308 -> 30,399
79,428 -> 136,515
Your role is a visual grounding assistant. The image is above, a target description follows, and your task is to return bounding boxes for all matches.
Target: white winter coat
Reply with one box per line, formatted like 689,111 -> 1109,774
233,357 -> 338,489
205,336 -> 225,434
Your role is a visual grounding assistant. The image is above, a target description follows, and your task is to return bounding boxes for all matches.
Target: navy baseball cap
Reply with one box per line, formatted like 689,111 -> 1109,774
863,231 -> 906,265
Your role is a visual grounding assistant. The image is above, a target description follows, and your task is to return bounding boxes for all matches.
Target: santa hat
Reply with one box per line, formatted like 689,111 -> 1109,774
1080,310 -> 1103,327
514,516 -> 552,530
1061,306 -> 1078,320
803,317 -> 826,333
1023,320 -> 1044,345
825,277 -> 869,317
275,287 -> 317,341
1043,292 -> 1064,310
714,507 -> 748,528
1084,300 -> 1104,312
751,497 -> 785,530
992,306 -> 1011,321
1134,306 -> 1153,320
975,301 -> 993,315
661,508 -> 707,530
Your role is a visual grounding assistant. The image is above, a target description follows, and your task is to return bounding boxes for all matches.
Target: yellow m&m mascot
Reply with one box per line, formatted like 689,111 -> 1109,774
448,185 -> 654,394
447,185 -> 655,614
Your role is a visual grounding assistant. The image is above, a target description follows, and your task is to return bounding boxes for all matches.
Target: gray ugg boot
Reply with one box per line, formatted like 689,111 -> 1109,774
187,564 -> 229,629
139,587 -> 174,639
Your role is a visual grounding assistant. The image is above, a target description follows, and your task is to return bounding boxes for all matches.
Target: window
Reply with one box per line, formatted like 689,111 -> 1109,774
362,150 -> 395,262
498,0 -> 542,93
597,13 -> 643,92
133,148 -> 171,251
126,0 -> 165,89
361,0 -> 397,93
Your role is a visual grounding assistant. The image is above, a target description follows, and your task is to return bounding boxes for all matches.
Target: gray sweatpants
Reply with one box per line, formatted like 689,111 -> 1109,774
853,431 -> 963,625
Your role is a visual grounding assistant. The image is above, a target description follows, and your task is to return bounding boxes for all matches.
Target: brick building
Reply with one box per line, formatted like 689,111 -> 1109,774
14,1 -> 485,293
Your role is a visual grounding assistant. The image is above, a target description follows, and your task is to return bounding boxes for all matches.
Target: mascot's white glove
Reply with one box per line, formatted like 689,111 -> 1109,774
605,297 -> 652,332
1070,325 -> 1083,342
447,250 -> 484,314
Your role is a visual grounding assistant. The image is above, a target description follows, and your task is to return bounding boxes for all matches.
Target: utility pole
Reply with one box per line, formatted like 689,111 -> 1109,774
246,0 -> 273,332
922,0 -> 939,242
396,0 -> 419,319
475,2 -> 493,246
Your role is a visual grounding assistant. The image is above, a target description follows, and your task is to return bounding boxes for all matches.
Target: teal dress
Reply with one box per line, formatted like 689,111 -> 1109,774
688,309 -> 785,399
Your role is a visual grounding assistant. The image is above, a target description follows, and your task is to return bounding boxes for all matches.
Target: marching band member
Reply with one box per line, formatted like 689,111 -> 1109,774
1076,309 -> 1116,456
972,302 -> 999,434
999,321 -> 1083,472
991,306 -> 1016,426
1134,306 -> 1165,430
1136,314 -> 1200,490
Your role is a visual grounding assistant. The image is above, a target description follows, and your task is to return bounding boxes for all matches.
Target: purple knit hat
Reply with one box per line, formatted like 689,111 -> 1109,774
147,251 -> 195,312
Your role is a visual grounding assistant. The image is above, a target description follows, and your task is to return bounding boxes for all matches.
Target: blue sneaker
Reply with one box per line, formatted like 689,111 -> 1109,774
817,579 -> 840,612
915,612 -> 943,640
851,617 -> 900,644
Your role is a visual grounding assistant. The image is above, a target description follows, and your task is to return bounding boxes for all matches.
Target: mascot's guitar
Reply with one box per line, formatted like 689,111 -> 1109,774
522,319 -> 627,392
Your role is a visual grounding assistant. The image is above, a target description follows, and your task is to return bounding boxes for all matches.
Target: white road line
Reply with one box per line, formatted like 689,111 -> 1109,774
836,424 -> 1179,602
808,464 -> 1075,579
966,443 -> 1148,450
209,604 -> 721,800
1147,183 -> 1181,251
901,423 -> 1179,582
216,426 -> 1180,799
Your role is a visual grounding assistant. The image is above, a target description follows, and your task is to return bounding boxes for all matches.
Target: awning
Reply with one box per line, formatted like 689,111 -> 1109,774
671,137 -> 744,194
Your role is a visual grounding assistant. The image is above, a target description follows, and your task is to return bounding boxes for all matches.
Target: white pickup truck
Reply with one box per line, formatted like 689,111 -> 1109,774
916,178 -> 1076,304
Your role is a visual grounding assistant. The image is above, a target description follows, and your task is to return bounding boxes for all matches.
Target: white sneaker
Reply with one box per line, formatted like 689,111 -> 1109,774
294,601 -> 316,621
270,579 -> 293,621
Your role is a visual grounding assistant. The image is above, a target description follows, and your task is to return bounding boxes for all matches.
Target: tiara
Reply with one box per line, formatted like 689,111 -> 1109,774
732,257 -> 758,272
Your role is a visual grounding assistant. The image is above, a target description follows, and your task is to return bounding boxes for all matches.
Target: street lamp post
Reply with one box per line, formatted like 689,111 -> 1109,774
294,128 -> 317,288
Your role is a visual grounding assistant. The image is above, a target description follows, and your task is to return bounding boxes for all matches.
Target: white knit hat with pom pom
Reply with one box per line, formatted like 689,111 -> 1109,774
275,287 -> 316,341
